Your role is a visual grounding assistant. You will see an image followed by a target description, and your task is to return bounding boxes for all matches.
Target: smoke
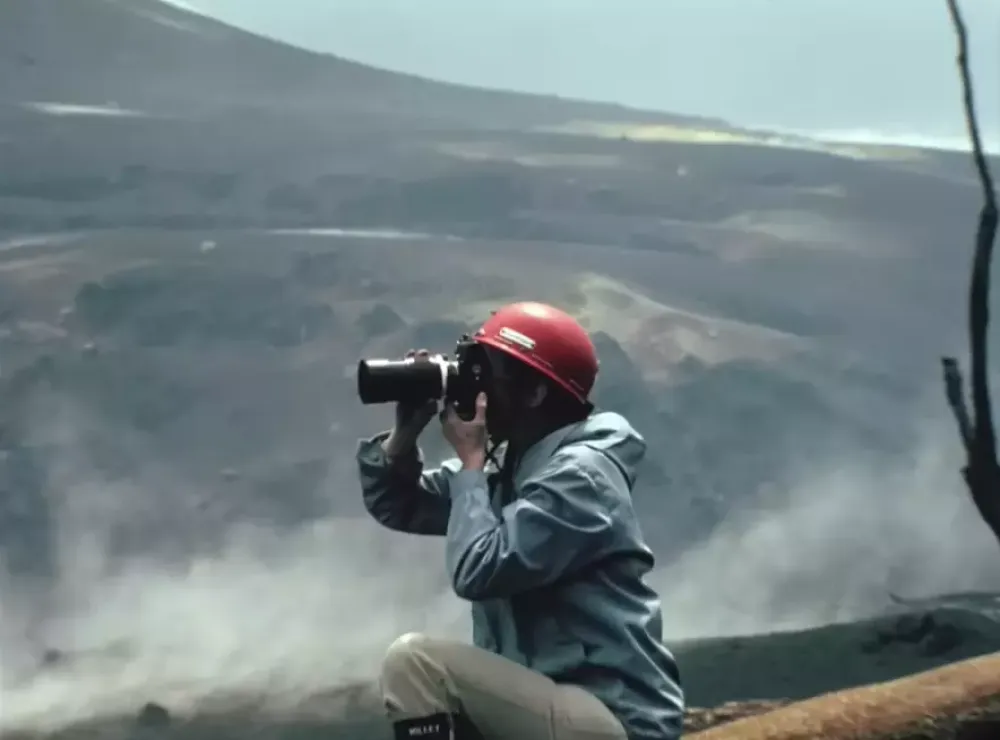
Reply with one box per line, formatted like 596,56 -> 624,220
0,395 -> 469,731
653,400 -> 1000,640
2,388 -> 1000,733
0,516 -> 468,730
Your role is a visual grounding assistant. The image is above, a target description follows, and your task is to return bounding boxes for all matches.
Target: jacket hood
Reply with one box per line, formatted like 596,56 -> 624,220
555,410 -> 647,487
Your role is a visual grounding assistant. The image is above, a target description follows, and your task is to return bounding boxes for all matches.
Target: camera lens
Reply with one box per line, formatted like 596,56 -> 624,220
357,358 -> 448,405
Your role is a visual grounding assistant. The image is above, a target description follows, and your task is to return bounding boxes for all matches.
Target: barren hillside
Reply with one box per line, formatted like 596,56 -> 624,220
2,3 -> 999,740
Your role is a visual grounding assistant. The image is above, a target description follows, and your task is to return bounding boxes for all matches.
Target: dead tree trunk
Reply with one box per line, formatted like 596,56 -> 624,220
941,0 -> 1000,547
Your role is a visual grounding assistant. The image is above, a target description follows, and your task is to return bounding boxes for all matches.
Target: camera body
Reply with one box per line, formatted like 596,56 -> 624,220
357,336 -> 491,419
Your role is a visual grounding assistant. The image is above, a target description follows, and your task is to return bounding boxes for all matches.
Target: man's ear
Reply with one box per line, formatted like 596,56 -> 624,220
526,382 -> 548,409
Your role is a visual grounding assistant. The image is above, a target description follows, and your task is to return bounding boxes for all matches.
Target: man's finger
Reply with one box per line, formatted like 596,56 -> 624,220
474,392 -> 487,421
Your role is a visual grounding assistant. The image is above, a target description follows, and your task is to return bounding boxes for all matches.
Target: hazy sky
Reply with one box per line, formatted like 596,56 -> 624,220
173,0 -> 998,149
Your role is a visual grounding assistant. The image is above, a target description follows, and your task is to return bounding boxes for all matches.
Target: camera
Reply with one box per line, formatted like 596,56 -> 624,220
357,336 -> 491,419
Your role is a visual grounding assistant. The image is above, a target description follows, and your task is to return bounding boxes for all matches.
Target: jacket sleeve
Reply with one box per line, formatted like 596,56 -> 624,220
356,432 -> 460,536
445,446 -> 620,600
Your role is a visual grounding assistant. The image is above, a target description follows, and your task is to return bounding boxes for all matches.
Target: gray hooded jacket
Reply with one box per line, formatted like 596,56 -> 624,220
356,411 -> 684,740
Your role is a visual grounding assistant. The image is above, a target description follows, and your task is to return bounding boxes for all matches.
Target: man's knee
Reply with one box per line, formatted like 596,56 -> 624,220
379,632 -> 458,719
381,632 -> 444,683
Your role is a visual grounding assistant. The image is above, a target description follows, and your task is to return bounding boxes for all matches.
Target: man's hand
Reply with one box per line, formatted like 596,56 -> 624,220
441,392 -> 488,471
383,349 -> 439,458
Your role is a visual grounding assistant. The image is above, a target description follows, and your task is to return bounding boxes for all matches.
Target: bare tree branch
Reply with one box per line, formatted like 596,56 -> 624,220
941,0 -> 1000,546
942,357 -> 973,448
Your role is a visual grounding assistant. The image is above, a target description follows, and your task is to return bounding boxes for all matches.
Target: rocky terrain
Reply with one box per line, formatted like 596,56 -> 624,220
2,2 -> 996,577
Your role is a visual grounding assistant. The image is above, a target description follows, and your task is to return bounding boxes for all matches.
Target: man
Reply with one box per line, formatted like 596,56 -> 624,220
356,301 -> 684,740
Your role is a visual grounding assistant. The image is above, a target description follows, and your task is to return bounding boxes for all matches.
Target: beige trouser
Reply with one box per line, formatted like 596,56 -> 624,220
379,632 -> 629,740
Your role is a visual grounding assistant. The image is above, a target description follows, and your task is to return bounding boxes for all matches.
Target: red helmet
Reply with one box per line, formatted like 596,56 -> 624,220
474,302 -> 598,403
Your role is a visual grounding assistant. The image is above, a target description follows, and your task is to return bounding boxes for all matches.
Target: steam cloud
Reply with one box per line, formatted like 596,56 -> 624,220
1,386 -> 999,733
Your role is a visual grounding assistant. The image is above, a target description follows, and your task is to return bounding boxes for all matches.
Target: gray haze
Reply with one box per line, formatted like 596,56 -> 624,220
172,0 -> 1000,150
5,2 -> 1000,734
